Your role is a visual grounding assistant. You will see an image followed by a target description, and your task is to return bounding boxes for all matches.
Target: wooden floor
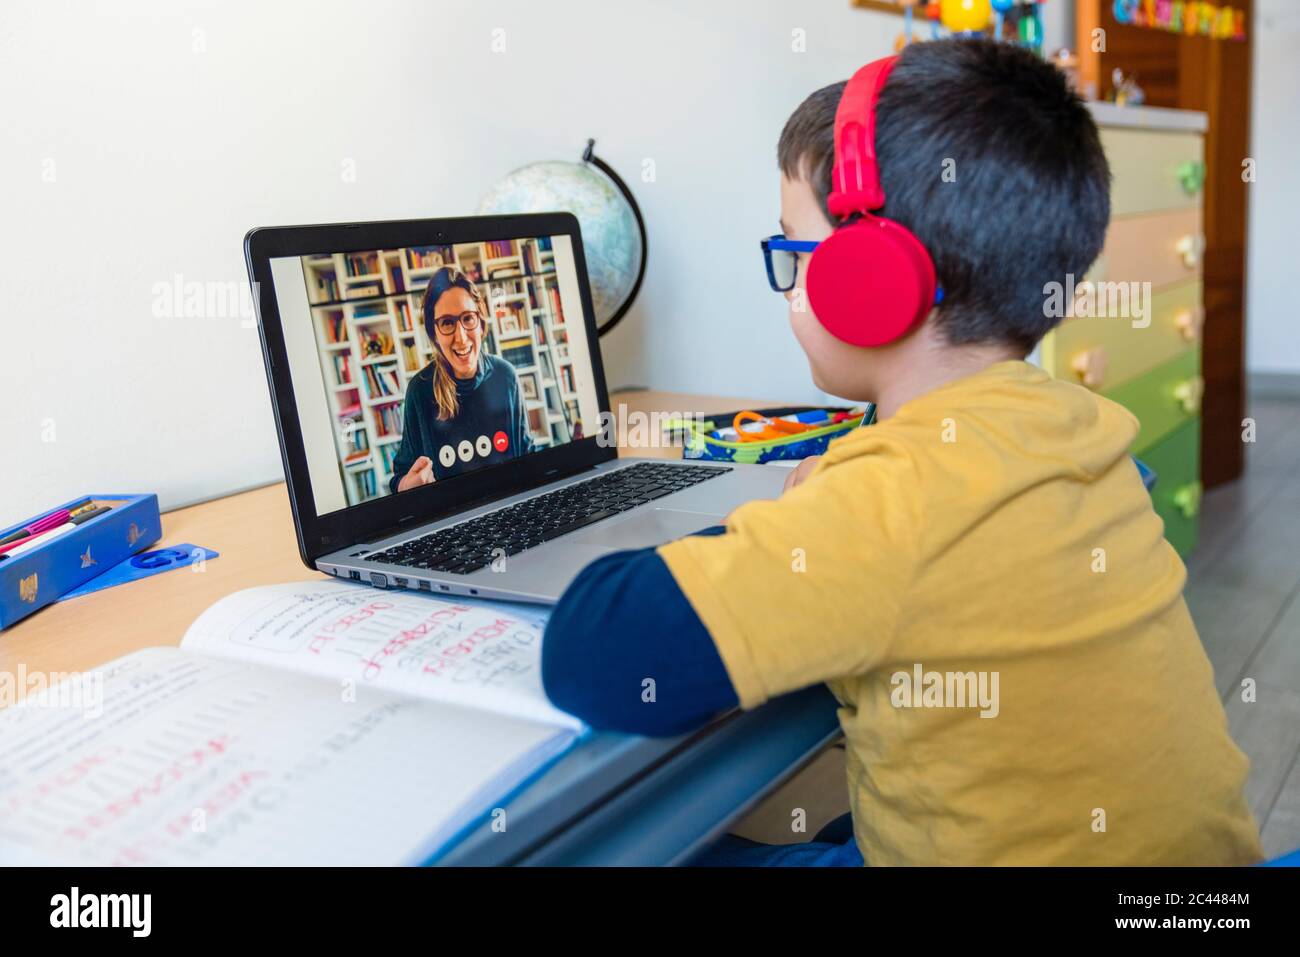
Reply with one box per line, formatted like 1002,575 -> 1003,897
1187,394 -> 1300,859
735,394 -> 1300,860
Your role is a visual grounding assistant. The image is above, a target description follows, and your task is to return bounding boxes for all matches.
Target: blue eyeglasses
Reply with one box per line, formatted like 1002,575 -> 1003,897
761,235 -> 819,292
760,233 -> 945,304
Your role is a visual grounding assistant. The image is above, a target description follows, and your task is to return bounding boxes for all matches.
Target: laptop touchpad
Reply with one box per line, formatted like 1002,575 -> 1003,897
573,508 -> 723,549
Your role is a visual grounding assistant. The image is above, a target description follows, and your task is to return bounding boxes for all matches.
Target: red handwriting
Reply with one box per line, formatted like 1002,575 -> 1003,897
320,600 -> 395,635
110,768 -> 271,866
2,745 -> 125,818
422,618 -> 514,678
62,736 -> 233,843
358,606 -> 470,680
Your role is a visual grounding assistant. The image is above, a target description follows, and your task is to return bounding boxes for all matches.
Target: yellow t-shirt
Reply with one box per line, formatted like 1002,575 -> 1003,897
659,361 -> 1261,866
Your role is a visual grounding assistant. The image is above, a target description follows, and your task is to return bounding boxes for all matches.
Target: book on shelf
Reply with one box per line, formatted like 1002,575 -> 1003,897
500,341 -> 535,368
343,253 -> 379,277
522,241 -> 542,275
386,258 -> 405,294
351,469 -> 377,500
407,246 -> 451,271
363,365 -> 402,400
564,399 -> 583,437
321,311 -> 346,343
332,353 -> 352,386
395,299 -> 413,331
374,403 -> 403,438
401,340 -> 420,372
343,448 -> 371,466
347,283 -> 383,299
344,425 -> 369,456
548,287 -> 565,324
313,271 -> 340,302
484,240 -> 516,259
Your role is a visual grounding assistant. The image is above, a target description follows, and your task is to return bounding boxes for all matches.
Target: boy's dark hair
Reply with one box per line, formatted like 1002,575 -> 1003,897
777,39 -> 1110,354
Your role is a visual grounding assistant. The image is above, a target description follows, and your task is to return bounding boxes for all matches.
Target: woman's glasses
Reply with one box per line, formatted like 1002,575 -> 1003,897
761,234 -> 819,292
433,311 -> 482,336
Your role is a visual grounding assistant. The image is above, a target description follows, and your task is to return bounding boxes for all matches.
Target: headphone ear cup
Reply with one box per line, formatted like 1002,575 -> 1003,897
806,218 -> 937,347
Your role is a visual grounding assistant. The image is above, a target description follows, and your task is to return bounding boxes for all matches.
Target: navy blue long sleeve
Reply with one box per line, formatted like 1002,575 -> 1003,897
541,528 -> 740,736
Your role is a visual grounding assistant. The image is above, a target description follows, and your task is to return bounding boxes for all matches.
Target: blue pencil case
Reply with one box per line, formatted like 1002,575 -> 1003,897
0,494 -> 161,631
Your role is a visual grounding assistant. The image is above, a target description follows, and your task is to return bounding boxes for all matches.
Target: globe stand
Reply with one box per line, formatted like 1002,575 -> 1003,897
583,138 -> 647,338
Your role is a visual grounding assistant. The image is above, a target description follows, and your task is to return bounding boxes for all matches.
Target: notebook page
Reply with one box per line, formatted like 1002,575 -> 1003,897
0,648 -> 576,866
179,581 -> 580,731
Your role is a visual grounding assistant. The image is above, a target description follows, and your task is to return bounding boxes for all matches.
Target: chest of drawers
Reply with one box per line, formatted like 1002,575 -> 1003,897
1038,103 -> 1208,557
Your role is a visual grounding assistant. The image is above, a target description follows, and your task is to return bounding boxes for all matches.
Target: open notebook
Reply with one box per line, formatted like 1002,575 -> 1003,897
0,581 -> 583,866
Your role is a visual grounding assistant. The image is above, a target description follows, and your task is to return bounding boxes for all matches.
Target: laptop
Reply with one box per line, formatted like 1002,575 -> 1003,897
244,214 -> 787,604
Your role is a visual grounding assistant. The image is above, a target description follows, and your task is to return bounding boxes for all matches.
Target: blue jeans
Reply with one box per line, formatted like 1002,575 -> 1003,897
689,812 -> 864,867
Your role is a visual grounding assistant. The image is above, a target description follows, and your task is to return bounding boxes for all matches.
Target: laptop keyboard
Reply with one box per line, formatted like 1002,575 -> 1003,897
369,461 -> 732,575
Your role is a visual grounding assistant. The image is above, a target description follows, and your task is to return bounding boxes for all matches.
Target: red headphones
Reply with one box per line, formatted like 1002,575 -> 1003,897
805,56 -> 938,348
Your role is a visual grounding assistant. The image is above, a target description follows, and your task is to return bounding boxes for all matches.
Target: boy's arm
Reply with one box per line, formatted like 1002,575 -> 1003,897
545,443 -> 916,730
542,528 -> 739,736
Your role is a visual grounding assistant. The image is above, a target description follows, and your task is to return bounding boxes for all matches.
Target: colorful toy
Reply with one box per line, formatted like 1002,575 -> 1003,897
940,0 -> 993,35
991,0 -> 1015,38
805,57 -> 941,348
925,1 -> 942,40
895,0 -> 922,51
675,408 -> 874,465
1017,0 -> 1044,50
1115,0 -> 1245,40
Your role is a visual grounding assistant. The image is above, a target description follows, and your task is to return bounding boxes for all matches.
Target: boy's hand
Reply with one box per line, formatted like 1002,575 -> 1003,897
397,456 -> 435,492
782,455 -> 822,494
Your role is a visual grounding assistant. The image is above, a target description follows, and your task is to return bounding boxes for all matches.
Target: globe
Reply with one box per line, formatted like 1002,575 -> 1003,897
480,151 -> 644,332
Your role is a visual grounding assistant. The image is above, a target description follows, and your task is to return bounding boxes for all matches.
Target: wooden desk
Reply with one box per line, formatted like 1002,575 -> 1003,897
1,388 -> 838,866
0,390 -> 778,685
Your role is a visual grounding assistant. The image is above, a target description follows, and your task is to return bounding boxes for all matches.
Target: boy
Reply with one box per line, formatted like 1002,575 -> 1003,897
541,39 -> 1261,866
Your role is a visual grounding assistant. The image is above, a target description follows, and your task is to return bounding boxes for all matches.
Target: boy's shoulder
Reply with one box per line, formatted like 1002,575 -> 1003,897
818,362 -> 1138,481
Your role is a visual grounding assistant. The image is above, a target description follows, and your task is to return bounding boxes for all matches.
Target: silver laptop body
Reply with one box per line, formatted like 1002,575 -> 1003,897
246,214 -> 787,606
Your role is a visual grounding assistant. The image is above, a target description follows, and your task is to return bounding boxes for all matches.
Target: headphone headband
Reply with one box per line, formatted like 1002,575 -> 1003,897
827,56 -> 897,221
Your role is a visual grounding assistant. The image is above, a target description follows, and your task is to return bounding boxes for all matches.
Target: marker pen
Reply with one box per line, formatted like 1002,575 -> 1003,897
0,506 -> 110,557
0,507 -> 74,547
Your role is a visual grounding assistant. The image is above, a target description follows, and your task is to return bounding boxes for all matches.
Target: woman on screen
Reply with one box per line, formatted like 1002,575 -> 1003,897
390,267 -> 536,493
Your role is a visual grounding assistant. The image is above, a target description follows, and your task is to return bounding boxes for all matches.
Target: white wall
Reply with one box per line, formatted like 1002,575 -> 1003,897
1246,0 -> 1300,376
0,0 -> 1084,520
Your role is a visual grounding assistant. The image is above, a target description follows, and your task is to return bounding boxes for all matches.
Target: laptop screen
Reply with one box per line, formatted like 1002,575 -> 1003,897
270,233 -> 602,515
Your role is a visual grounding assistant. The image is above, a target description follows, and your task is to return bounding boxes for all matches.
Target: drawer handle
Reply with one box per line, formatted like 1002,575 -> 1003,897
1070,346 -> 1109,389
1174,307 -> 1204,343
1176,160 -> 1206,196
1173,376 -> 1204,414
1175,233 -> 1204,269
1172,481 -> 1202,519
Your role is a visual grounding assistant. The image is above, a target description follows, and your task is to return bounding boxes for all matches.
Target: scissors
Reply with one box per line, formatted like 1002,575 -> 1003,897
730,409 -> 863,443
